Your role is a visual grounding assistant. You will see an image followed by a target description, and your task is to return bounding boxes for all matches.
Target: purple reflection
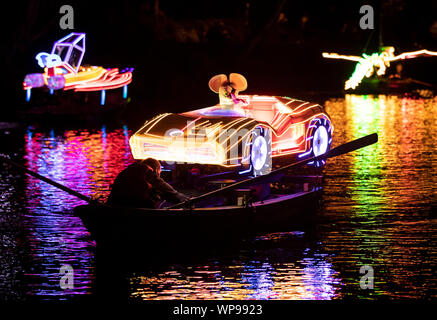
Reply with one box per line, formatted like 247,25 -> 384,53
22,126 -> 134,298
241,262 -> 276,299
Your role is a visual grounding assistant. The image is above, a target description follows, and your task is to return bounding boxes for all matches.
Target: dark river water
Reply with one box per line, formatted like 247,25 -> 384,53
0,94 -> 435,301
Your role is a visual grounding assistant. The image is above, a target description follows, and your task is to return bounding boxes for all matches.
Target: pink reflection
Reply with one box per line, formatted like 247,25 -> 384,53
24,127 -> 134,208
23,126 -> 134,298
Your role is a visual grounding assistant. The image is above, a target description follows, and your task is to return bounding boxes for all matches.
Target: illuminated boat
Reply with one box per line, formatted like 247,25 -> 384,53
130,95 -> 333,176
22,33 -> 133,108
322,47 -> 437,95
347,77 -> 436,96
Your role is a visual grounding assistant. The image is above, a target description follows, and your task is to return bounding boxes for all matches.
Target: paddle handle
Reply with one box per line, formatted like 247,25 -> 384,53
1,156 -> 96,204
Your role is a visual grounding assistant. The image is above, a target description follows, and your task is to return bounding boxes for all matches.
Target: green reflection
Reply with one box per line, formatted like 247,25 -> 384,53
347,94 -> 384,215
345,94 -> 386,297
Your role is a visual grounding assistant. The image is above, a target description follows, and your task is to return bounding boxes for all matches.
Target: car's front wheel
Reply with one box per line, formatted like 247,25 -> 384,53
249,127 -> 272,176
303,117 -> 332,167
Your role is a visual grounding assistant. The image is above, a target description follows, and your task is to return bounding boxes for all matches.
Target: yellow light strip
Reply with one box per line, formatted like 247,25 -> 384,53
390,49 -> 437,61
274,114 -> 292,130
291,102 -> 311,113
180,117 -> 202,132
272,138 -> 304,148
216,118 -> 249,140
144,113 -> 171,134
133,114 -> 168,137
322,52 -> 362,62
224,129 -> 253,154
206,123 -> 223,137
63,67 -> 107,86
275,102 -> 293,114
291,104 -> 318,116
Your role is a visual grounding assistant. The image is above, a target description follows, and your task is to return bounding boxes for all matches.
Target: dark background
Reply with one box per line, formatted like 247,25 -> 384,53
2,0 -> 437,123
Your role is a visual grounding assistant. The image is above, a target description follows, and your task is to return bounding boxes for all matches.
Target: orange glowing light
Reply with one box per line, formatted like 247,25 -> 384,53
129,95 -> 332,167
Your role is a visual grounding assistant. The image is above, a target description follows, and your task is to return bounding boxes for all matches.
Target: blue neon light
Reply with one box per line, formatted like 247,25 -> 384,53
239,165 -> 252,175
35,52 -> 62,68
123,85 -> 128,99
298,148 -> 312,158
26,88 -> 31,102
51,33 -> 86,73
201,108 -> 245,117
101,90 -> 106,105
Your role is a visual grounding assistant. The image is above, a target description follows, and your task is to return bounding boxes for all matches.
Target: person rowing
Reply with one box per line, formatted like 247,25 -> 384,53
107,158 -> 189,208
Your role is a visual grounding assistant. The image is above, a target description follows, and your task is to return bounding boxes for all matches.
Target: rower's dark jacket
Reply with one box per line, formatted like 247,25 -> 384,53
107,162 -> 188,208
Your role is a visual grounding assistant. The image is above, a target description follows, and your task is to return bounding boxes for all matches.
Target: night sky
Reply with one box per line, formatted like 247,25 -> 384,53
3,0 -> 437,122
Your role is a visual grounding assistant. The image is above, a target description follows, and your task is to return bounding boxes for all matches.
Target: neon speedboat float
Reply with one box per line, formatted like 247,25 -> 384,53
322,47 -> 437,96
129,73 -> 333,177
21,33 -> 133,120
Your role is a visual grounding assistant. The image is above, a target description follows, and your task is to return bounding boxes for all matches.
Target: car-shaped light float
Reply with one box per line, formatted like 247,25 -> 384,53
130,74 -> 333,176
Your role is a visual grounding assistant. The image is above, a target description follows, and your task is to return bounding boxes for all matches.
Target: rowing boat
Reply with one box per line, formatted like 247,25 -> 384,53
1,133 -> 378,252
74,185 -> 322,247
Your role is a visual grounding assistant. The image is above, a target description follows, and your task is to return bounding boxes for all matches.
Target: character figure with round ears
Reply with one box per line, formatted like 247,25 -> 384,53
208,73 -> 248,109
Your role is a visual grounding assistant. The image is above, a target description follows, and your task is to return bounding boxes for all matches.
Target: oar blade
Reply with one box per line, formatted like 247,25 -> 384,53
326,133 -> 378,159
0,155 -> 96,204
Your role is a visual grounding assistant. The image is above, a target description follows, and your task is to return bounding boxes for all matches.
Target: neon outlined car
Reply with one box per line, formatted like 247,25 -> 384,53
130,95 -> 333,176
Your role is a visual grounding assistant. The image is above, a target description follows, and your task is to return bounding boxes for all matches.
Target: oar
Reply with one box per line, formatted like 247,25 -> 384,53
409,78 -> 435,88
0,155 -> 97,204
169,133 -> 378,209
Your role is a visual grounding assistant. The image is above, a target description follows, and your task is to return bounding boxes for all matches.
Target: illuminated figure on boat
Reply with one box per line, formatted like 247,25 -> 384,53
322,47 -> 437,90
208,73 -> 248,110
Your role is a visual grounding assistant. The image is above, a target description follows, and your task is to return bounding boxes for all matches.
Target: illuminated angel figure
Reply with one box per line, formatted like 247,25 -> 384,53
322,47 -> 437,90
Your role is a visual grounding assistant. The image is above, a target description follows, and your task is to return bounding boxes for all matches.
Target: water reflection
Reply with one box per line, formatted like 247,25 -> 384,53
1,94 -> 435,300
129,232 -> 341,300
22,126 -> 134,298
323,94 -> 436,299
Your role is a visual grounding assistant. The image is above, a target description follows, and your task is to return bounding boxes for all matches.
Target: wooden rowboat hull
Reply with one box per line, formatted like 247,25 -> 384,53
74,188 -> 322,248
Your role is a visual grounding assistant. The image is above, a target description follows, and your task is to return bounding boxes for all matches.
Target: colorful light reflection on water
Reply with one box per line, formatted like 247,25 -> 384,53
0,94 -> 435,300
129,241 -> 341,300
322,94 -> 436,299
21,126 -> 134,299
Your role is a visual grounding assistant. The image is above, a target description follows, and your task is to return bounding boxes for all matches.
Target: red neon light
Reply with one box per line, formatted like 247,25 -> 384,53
65,68 -> 132,92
